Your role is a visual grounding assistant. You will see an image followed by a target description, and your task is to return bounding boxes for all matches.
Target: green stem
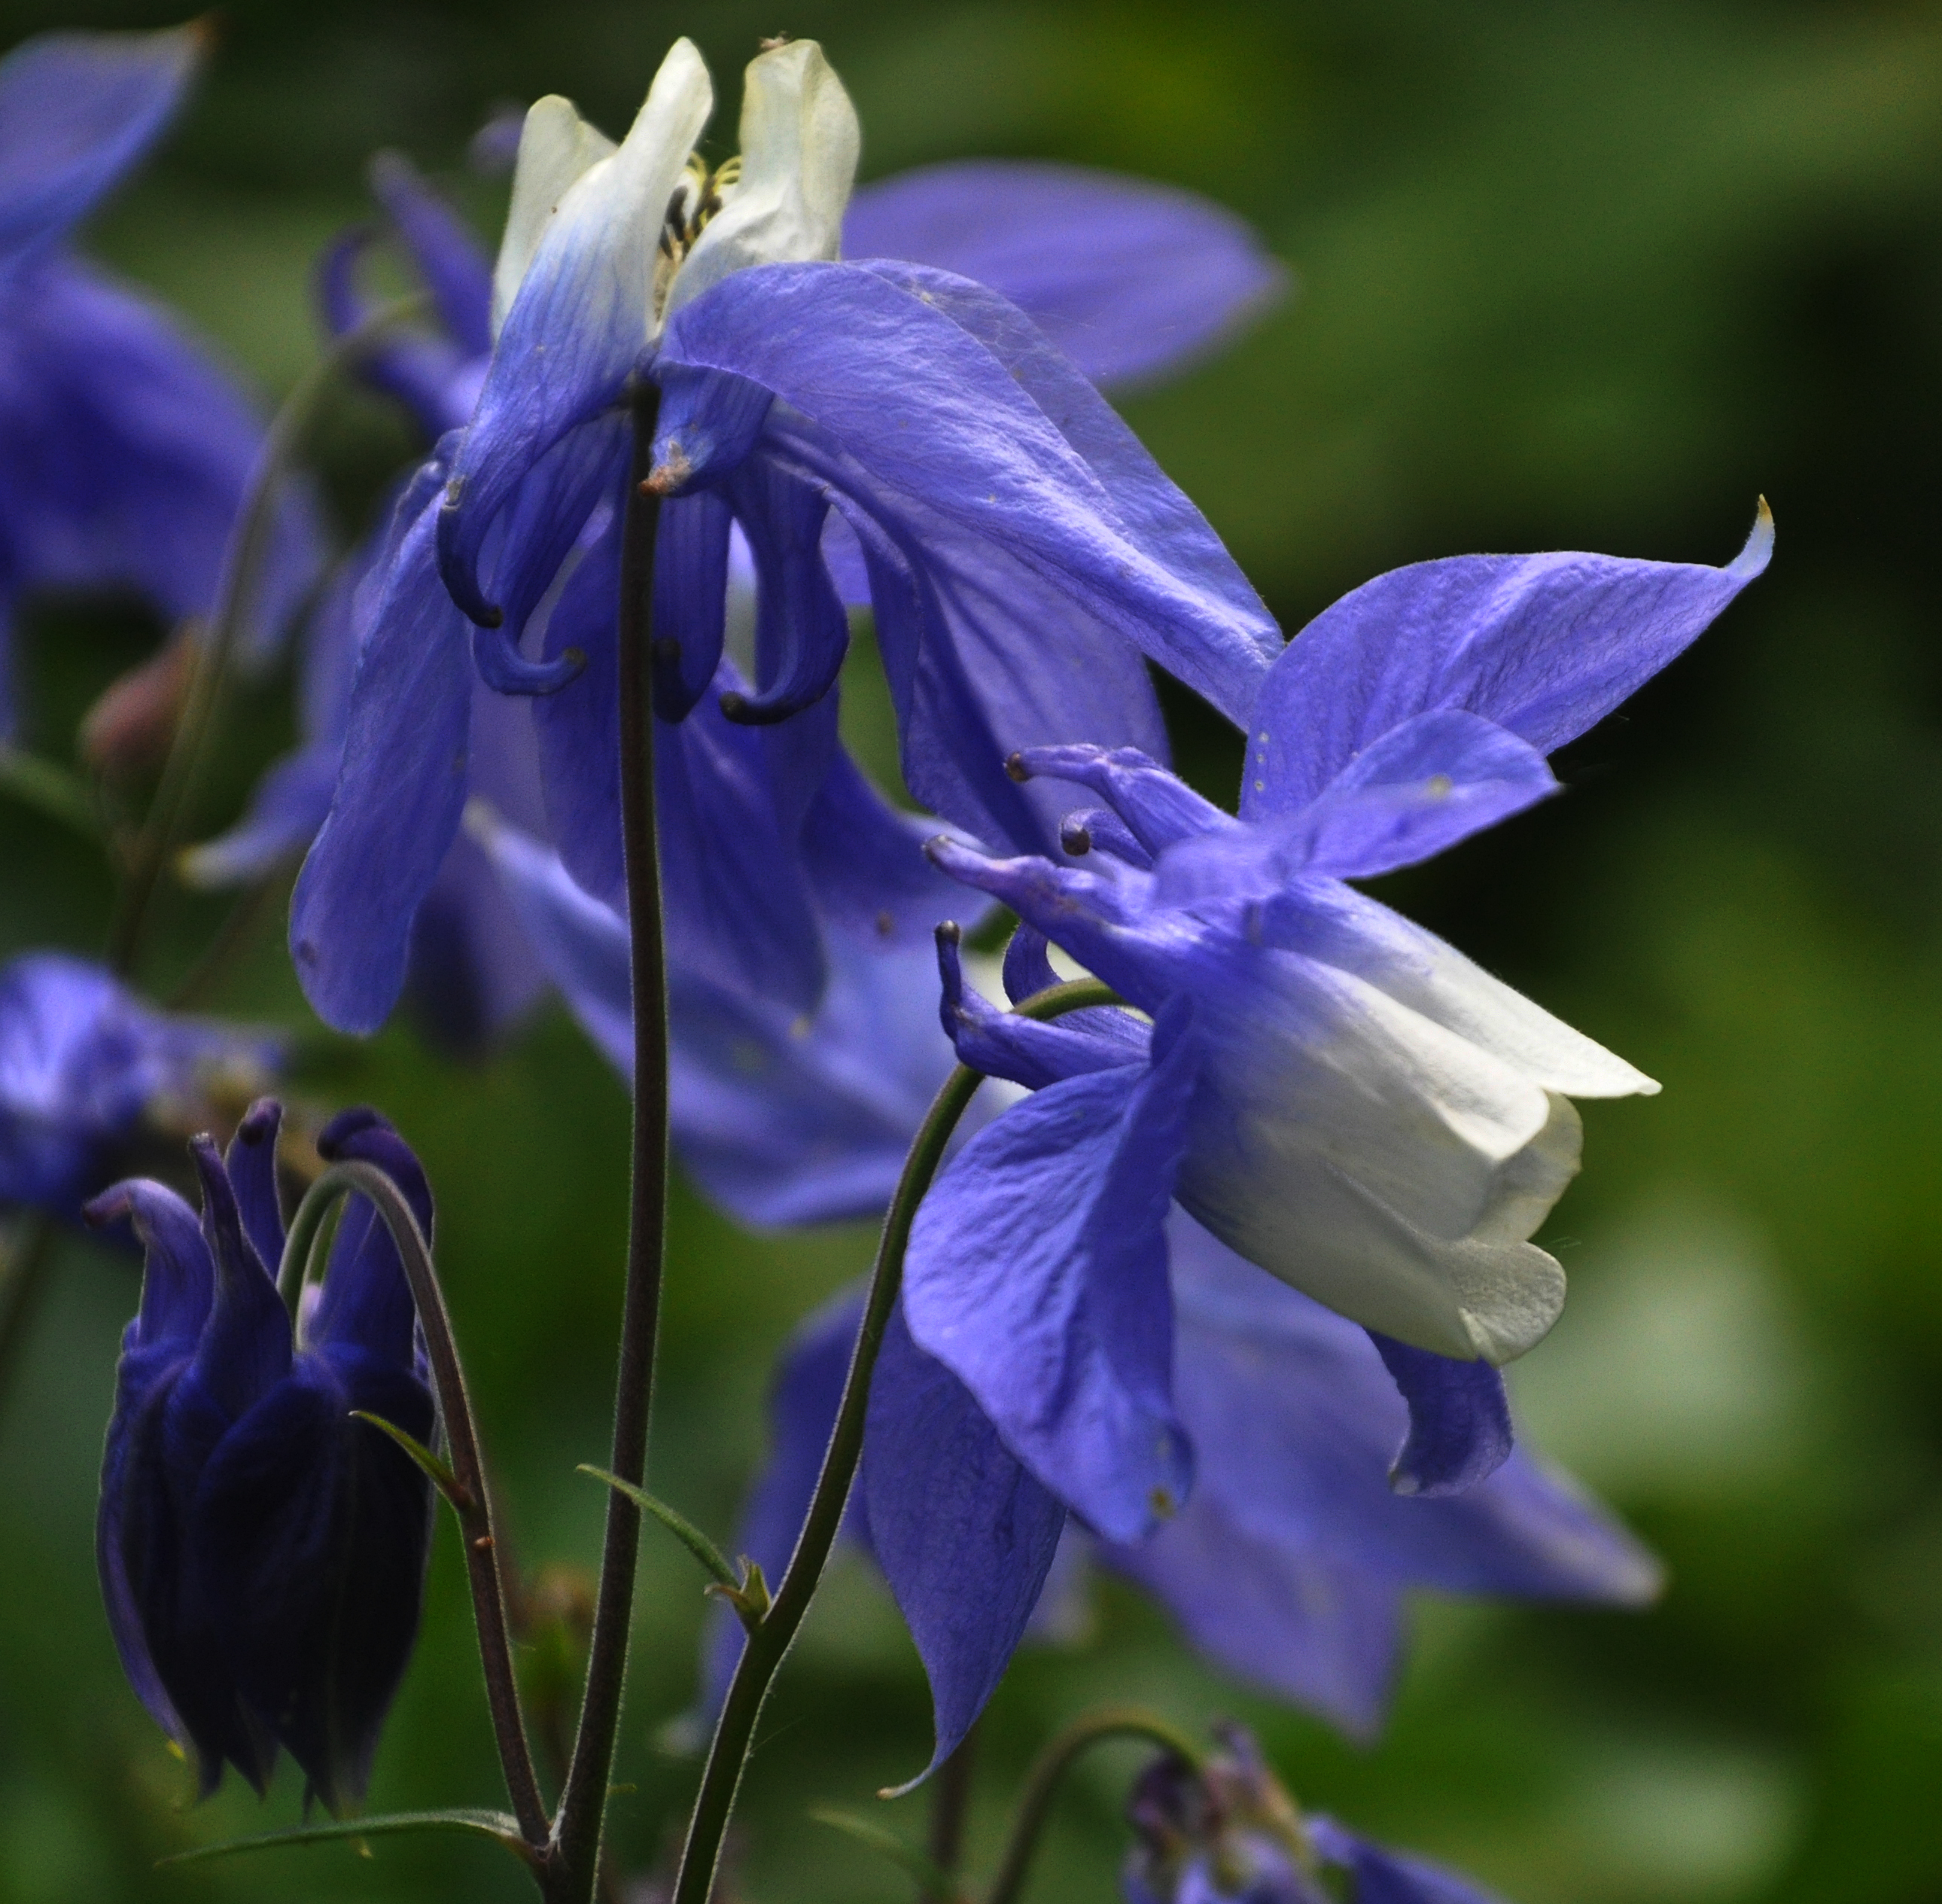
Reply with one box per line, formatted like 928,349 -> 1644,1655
106,294 -> 428,979
983,1708 -> 1206,1904
0,1217 -> 55,1419
926,1720 -> 980,1902
283,1161 -> 550,1849
546,382 -> 670,1903
668,973 -> 1124,1904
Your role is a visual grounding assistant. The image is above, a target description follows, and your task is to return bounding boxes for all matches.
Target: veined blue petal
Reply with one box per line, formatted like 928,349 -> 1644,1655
1014,742 -> 1234,858
291,483 -> 474,1034
843,160 -> 1288,389
1243,507 -> 1774,821
659,260 -> 1280,729
1308,1819 -> 1508,1904
936,926 -> 1146,1090
1156,712 -> 1558,905
650,489 -> 732,722
864,1301 -> 1067,1778
1367,1333 -> 1512,1497
0,26 -> 199,265
440,44 -> 712,626
650,362 -> 775,493
903,1001 -> 1199,1543
717,458 -> 848,724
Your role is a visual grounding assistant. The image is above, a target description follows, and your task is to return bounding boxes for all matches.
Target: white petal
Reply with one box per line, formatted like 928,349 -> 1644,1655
665,38 -> 860,321
493,39 -> 714,346
492,96 -> 617,337
1275,882 -> 1657,1098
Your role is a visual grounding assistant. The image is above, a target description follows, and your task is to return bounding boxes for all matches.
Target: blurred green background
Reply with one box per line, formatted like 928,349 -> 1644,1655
5,0 -> 1942,1899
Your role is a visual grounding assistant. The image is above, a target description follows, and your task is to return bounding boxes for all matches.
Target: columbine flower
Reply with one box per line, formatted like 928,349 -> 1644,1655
708,1212 -> 1655,1771
1124,1725 -> 1505,1904
291,34 -> 1283,1034
907,516 -> 1773,1543
0,24 -> 318,736
92,1101 -> 434,1810
0,952 -> 278,1219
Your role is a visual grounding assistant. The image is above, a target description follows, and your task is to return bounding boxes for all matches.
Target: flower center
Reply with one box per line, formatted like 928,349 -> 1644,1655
654,151 -> 740,316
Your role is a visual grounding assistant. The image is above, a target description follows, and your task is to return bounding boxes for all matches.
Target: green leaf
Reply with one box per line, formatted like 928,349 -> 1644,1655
351,1410 -> 471,1511
156,1808 -> 531,1868
0,747 -> 100,843
577,1464 -> 740,1592
808,1806 -> 964,1901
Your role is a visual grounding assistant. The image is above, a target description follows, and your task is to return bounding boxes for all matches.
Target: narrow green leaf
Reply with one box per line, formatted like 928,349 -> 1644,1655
352,1411 -> 471,1511
0,747 -> 100,843
156,1808 -> 529,1868
808,1806 -> 964,1901
578,1464 -> 739,1591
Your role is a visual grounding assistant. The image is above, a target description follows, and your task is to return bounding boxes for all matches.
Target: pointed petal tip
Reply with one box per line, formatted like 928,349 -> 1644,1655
1726,496 -> 1774,581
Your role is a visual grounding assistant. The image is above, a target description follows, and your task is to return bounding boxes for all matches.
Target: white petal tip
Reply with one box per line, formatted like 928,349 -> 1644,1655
1726,496 -> 1774,580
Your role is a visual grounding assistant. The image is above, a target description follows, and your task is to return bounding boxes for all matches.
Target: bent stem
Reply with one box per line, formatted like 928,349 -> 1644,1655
548,382 -> 670,1903
284,1160 -> 550,1849
669,974 -> 1124,1904
983,1707 -> 1207,1904
107,294 -> 429,979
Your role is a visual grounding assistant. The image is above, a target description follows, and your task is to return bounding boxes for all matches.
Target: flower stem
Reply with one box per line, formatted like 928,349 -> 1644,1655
926,1720 -> 980,1902
0,1217 -> 55,1421
668,973 -> 1123,1904
983,1708 -> 1207,1904
547,382 -> 670,1903
286,1160 -> 550,1848
106,294 -> 428,981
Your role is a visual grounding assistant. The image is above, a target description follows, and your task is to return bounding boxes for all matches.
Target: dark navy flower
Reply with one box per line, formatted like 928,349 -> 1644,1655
0,952 -> 278,1219
291,35 -> 1284,1034
91,1101 -> 435,1809
909,515 -> 1773,1543
1124,1725 -> 1505,1904
714,1214 -> 1654,1772
0,24 -> 318,736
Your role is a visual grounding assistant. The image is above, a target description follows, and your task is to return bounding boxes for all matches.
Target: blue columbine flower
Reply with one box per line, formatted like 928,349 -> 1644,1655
1123,1724 -> 1505,1904
91,1101 -> 436,1809
0,23 -> 318,737
0,952 -> 279,1220
291,34 -> 1285,1034
906,514 -> 1773,1548
709,1211 -> 1655,1771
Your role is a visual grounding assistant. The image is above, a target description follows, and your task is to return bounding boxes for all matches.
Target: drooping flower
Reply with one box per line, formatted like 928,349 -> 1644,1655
0,24 -> 318,737
0,952 -> 279,1220
709,1213 -> 1656,1771
907,515 -> 1773,1543
91,1101 -> 435,1809
291,35 -> 1284,1034
1123,1724 -> 1505,1904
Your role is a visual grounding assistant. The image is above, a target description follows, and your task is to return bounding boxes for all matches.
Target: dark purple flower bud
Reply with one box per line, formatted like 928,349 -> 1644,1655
92,1103 -> 435,1811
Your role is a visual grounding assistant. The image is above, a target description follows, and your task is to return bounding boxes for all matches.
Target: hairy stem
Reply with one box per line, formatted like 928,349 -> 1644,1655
984,1708 -> 1207,1904
285,1161 -> 550,1848
548,382 -> 670,1902
670,975 -> 1123,1904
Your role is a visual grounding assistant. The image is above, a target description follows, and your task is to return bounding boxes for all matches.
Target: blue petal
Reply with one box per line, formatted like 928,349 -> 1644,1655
864,1301 -> 1067,1778
1013,742 -> 1233,857
1308,1819 -> 1508,1904
650,362 -> 775,493
366,150 -> 492,358
224,1099 -> 287,1293
702,1288 -> 863,1723
903,1001 -> 1200,1543
191,1353 -> 434,1810
186,1136 -> 291,1419
1156,712 -> 1559,905
1243,511 -> 1774,821
291,478 -> 475,1034
84,1175 -> 212,1353
1366,1333 -> 1513,1498
1000,925 -> 1060,1004
650,489 -> 732,724
0,26 -> 199,264
312,1107 -> 433,1372
842,160 -> 1288,389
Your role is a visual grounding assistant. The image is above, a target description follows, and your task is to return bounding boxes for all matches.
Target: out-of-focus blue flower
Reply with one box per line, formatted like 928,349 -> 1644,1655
91,1101 -> 434,1810
292,34 -> 1286,1035
0,952 -> 278,1219
0,25 -> 318,737
717,1215 -> 1655,1771
910,516 -> 1773,1545
1123,1725 -> 1505,1904
466,656 -> 990,1226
